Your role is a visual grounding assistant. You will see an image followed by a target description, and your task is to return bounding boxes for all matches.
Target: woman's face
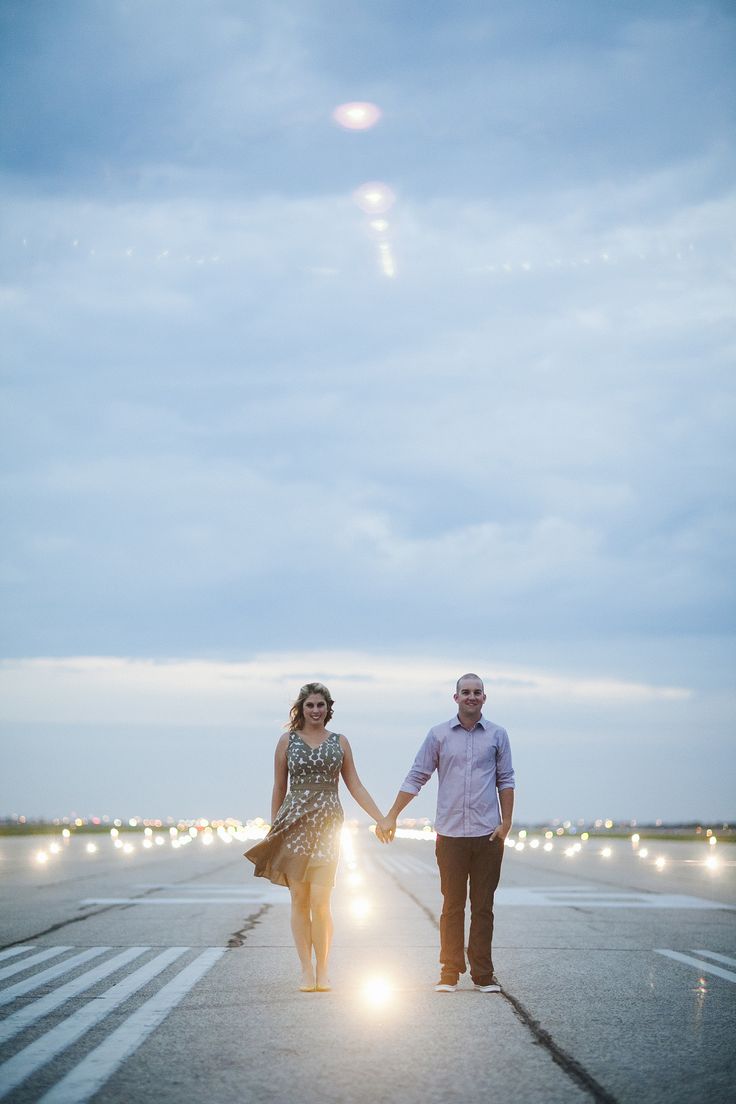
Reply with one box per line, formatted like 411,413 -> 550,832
302,695 -> 328,726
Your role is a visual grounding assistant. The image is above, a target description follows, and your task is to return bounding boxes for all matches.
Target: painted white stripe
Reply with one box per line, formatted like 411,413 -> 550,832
0,946 -> 35,963
79,895 -> 280,905
0,948 -> 108,1007
655,949 -> 736,983
0,947 -> 71,982
134,884 -> 252,891
39,948 -> 225,1104
494,888 -> 733,909
691,949 -> 736,968
0,947 -> 187,1100
0,948 -> 149,1046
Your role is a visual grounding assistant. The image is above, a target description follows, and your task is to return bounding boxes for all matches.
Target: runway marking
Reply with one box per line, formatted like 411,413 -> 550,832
374,854 -> 437,876
692,949 -> 736,968
0,946 -> 35,964
655,949 -> 736,983
38,948 -> 225,1104
0,947 -> 108,1007
0,946 -> 188,1100
0,946 -> 71,982
0,945 -> 225,1103
79,889 -> 285,906
496,887 -> 732,909
0,948 -> 149,1046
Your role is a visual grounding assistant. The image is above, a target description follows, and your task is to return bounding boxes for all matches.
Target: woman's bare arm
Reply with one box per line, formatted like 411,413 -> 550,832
270,734 -> 289,823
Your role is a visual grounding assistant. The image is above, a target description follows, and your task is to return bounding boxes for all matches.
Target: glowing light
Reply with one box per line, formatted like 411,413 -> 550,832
350,898 -> 371,920
142,839 -> 153,849
504,837 -> 516,848
62,828 -> 71,839
362,975 -> 393,1007
530,839 -> 540,849
601,847 -> 612,858
518,829 -> 527,839
709,836 -> 717,846
638,848 -> 649,858
604,819 -> 613,829
202,834 -> 213,846
35,851 -> 49,864
347,872 -> 364,888
110,828 -> 119,838
353,182 -> 396,215
705,856 -> 719,872
655,856 -> 666,871
544,831 -> 554,840
155,836 -> 165,846
86,842 -> 98,854
333,101 -> 382,130
564,847 -> 576,858
123,842 -> 134,854
580,832 -> 589,841
543,842 -> 553,852
515,842 -> 525,852
50,842 -> 61,854
114,839 -> 123,850
631,833 -> 640,844
370,219 -> 389,233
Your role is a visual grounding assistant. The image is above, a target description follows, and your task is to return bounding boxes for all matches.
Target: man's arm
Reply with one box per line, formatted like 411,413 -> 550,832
384,731 -> 438,840
490,787 -> 514,841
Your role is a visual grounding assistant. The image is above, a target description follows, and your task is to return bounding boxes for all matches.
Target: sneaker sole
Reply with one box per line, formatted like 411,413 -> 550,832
434,983 -> 457,992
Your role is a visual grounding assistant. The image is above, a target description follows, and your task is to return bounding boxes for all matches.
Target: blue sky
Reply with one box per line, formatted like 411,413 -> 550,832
1,0 -> 734,822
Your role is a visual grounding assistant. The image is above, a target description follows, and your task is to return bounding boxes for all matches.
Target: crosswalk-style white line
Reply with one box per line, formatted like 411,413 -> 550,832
691,949 -> 736,968
79,892 -> 283,905
0,946 -> 35,964
655,949 -> 736,983
0,948 -> 149,1046
375,854 -> 437,876
0,947 -> 188,1100
0,947 -> 108,1007
39,948 -> 225,1104
0,947 -> 71,982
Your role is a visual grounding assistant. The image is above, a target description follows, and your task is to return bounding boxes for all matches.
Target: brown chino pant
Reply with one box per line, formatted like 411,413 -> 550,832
435,833 -> 505,985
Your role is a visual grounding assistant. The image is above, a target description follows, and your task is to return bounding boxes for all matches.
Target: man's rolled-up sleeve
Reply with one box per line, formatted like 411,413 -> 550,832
496,728 -> 515,791
400,731 -> 439,795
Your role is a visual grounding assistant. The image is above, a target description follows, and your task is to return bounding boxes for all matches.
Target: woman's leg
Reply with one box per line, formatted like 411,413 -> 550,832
309,883 -> 334,988
288,880 -> 315,987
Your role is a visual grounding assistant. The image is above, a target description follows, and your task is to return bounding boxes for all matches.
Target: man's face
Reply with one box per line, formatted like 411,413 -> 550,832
453,679 -> 486,718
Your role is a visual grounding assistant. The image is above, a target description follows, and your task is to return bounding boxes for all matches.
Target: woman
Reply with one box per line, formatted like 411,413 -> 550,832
244,682 -> 391,992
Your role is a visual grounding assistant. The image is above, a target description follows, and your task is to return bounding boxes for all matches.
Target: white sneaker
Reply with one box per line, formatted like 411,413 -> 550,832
475,979 -> 501,993
434,981 -> 457,992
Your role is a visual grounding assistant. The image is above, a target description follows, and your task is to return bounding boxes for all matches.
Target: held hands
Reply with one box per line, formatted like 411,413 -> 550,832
374,816 -> 396,844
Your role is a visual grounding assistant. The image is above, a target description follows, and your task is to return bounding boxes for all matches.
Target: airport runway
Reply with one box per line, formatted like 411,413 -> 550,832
0,829 -> 734,1103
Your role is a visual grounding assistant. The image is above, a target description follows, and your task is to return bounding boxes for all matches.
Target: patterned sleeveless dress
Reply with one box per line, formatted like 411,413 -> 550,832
244,730 -> 344,887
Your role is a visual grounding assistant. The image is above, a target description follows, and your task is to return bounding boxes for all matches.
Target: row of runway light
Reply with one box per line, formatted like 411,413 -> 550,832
501,829 -> 725,873
33,821 -> 727,876
340,824 -> 394,1009
33,819 -> 270,865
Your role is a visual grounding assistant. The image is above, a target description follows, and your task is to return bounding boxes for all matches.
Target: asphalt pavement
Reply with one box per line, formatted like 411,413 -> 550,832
0,829 -> 734,1103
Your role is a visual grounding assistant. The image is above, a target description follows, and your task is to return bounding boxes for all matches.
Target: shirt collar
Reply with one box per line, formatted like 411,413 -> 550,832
450,713 -> 488,731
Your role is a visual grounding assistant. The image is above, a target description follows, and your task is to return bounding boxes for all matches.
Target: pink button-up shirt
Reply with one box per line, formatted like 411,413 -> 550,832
400,715 -> 515,837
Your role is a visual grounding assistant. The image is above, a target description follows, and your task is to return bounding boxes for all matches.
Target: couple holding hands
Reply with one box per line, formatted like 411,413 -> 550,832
244,674 -> 515,994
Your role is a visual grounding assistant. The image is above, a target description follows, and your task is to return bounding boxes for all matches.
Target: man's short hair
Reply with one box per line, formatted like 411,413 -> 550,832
456,673 -> 485,692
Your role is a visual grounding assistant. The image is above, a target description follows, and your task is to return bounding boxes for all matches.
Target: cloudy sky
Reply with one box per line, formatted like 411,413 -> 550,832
1,0 -> 734,824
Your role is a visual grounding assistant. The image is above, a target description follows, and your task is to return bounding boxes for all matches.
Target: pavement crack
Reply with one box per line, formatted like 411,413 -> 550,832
383,861 -> 621,1104
228,903 -> 272,948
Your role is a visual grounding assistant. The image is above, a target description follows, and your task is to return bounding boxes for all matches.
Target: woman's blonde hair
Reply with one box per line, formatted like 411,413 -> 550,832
287,682 -> 335,731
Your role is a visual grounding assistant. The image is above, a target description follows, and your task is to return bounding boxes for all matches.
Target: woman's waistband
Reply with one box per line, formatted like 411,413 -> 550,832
290,782 -> 339,792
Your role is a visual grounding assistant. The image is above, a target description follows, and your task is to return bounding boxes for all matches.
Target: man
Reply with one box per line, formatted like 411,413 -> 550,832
384,674 -> 515,993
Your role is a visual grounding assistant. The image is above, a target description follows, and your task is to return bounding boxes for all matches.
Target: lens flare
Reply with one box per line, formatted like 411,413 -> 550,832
352,182 -> 396,215
362,976 -> 393,1007
333,102 -> 382,130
